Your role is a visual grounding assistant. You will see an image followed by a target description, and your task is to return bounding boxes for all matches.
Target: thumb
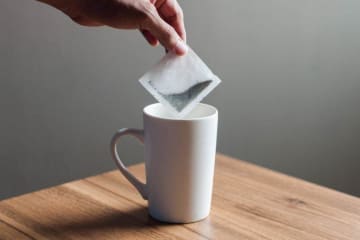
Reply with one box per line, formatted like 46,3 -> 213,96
140,7 -> 187,55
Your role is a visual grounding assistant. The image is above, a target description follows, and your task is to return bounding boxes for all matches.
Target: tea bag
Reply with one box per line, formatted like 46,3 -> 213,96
139,47 -> 221,118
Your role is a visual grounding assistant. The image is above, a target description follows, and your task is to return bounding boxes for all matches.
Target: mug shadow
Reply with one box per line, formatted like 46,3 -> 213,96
36,206 -> 179,237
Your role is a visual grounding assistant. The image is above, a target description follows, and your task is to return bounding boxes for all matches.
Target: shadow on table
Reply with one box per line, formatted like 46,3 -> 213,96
36,206 -> 181,237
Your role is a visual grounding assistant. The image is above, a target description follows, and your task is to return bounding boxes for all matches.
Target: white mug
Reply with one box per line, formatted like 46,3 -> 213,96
110,103 -> 218,223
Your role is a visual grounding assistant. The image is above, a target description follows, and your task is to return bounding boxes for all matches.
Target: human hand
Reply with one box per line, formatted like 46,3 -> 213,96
38,0 -> 187,55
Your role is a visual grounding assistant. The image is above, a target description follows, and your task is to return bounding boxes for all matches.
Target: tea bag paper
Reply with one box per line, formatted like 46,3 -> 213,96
139,47 -> 221,118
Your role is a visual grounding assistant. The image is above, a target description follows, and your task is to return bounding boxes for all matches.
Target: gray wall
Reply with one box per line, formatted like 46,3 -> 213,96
1,0 -> 359,199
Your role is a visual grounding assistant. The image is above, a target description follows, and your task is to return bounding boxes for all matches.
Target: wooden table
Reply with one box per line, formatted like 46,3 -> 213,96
1,154 -> 359,239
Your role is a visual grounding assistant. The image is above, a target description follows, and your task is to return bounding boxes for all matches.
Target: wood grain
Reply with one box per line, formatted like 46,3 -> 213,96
0,153 -> 359,239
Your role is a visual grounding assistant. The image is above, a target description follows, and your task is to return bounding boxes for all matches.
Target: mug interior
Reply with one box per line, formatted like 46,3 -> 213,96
144,103 -> 217,120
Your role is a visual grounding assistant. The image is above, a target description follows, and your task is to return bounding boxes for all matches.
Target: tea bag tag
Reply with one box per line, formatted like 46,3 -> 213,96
139,47 -> 221,118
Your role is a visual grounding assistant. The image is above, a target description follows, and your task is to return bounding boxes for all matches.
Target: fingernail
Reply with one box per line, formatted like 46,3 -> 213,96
175,40 -> 188,55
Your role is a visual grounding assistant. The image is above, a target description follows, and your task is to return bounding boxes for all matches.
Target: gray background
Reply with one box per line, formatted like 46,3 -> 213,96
1,0 -> 359,200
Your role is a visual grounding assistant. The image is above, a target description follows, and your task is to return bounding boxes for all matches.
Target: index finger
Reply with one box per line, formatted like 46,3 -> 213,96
156,0 -> 186,42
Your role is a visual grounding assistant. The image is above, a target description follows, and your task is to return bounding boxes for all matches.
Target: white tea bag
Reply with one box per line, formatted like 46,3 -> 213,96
139,47 -> 221,118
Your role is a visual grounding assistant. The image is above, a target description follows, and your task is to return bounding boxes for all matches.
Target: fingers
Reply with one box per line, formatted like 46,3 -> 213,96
139,1 -> 187,55
140,29 -> 159,46
156,0 -> 186,42
167,12 -> 186,42
70,15 -> 103,27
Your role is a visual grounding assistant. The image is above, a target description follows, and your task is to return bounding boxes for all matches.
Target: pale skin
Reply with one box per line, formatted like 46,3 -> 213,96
37,0 -> 188,55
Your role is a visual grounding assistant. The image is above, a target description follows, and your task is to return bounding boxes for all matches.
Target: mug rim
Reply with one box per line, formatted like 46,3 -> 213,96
143,103 -> 218,121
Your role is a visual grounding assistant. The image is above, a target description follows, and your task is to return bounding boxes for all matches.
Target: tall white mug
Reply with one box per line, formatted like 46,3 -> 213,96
110,103 -> 218,223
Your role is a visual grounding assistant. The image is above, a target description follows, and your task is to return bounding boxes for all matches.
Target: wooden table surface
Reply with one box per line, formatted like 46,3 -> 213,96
0,154 -> 359,240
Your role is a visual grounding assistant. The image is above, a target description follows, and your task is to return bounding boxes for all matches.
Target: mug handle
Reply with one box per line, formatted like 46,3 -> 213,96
110,128 -> 148,200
